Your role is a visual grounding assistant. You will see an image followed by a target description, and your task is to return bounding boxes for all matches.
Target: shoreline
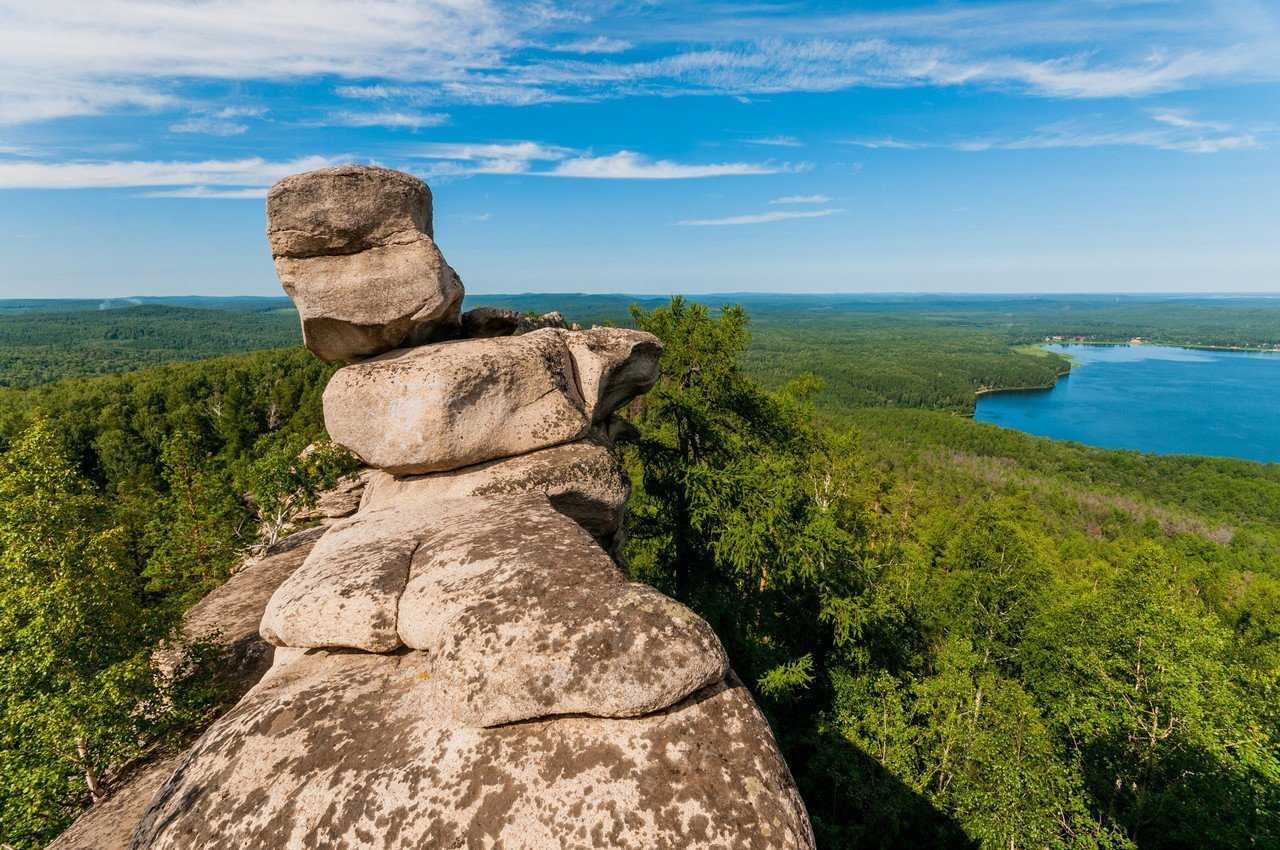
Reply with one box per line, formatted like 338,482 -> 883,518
1044,339 -> 1280,354
974,337 -> 1280,407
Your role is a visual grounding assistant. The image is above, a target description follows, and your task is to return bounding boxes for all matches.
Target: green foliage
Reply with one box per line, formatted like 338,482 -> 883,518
0,421 -> 167,847
142,430 -> 247,608
244,436 -> 358,550
0,304 -> 301,388
0,348 -> 341,847
626,297 -> 1280,850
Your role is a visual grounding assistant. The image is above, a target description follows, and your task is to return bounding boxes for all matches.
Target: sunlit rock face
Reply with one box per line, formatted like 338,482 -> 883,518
321,329 -> 590,475
268,166 -> 463,363
131,654 -> 812,850
124,167 -> 816,850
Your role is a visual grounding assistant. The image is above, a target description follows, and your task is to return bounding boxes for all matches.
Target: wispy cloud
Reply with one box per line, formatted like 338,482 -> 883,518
861,110 -> 1265,155
677,208 -> 844,226
0,0 -> 515,124
771,194 -> 831,204
324,110 -> 450,129
843,137 -> 924,149
550,37 -> 633,55
403,141 -> 794,179
745,135 -> 803,147
169,106 -> 265,136
141,186 -> 269,199
1,0 -> 1275,133
0,155 -> 343,190
545,151 -> 794,179
3,0 -> 1275,130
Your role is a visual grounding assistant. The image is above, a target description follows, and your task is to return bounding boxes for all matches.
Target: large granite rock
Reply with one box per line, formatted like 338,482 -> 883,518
261,494 -> 726,721
259,506 -> 421,653
359,437 -> 628,545
130,651 -> 815,850
563,327 -> 663,423
323,329 -> 589,475
395,495 -> 727,726
268,166 -> 463,362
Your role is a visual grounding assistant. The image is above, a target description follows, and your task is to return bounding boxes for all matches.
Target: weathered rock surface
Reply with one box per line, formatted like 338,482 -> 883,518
130,651 -> 814,850
323,329 -> 589,475
267,165 -> 434,257
359,437 -> 628,544
293,468 -> 370,523
259,506 -> 421,653
460,306 -> 519,338
268,166 -> 463,362
261,494 -> 727,720
395,495 -> 727,725
563,326 -> 663,423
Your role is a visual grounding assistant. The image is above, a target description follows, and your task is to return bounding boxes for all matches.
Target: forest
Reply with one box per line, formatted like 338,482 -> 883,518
0,295 -> 1277,849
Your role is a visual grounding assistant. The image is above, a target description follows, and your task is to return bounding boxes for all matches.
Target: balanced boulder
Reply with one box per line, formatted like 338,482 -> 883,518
268,166 -> 463,362
323,329 -> 589,475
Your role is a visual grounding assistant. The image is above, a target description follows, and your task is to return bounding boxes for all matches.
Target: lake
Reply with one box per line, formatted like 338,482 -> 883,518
974,344 -> 1280,463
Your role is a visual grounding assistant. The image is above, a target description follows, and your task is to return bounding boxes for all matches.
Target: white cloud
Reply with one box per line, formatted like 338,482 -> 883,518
677,208 -> 845,226
0,77 -> 177,126
325,110 -> 449,129
0,155 -> 343,189
1,0 -> 1275,133
409,141 -> 571,161
0,0 -> 515,124
545,151 -> 793,179
745,135 -> 803,147
551,37 -> 632,55
845,111 -> 1265,155
1148,107 -> 1229,131
169,107 -> 265,136
140,186 -> 269,199
403,142 -> 789,179
771,194 -> 831,204
843,137 -> 923,149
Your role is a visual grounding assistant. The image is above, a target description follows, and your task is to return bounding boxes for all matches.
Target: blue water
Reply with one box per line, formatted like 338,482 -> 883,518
974,345 -> 1280,463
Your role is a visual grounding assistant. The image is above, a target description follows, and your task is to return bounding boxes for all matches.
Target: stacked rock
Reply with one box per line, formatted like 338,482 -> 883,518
130,167 -> 815,850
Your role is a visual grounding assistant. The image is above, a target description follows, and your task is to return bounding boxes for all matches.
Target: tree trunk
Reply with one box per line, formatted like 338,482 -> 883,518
77,738 -> 107,804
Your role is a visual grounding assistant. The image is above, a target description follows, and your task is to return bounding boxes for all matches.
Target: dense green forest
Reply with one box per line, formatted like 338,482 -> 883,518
0,295 -> 1277,848
5,294 -> 1280,409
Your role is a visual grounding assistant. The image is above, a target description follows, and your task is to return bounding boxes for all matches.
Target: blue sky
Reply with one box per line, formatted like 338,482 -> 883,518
0,0 -> 1277,297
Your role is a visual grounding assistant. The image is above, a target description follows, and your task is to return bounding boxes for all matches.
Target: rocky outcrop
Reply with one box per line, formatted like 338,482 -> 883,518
460,305 -> 520,338
359,436 -> 628,545
323,330 -> 590,475
124,166 -> 814,850
268,166 -> 463,362
132,653 -> 810,850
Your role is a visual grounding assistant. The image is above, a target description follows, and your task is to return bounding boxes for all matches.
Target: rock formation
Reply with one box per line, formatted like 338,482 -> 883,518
267,166 -> 463,362
126,166 -> 814,849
